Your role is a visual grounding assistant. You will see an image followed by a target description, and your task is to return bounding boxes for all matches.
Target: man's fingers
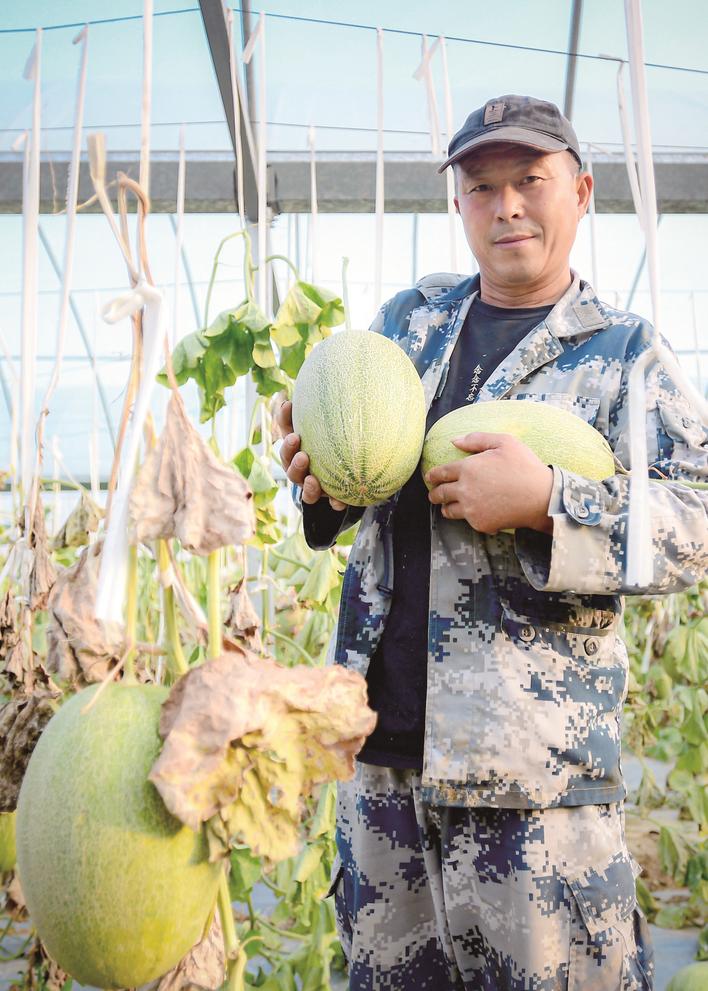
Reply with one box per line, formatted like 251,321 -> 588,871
452,431 -> 508,454
276,399 -> 294,439
440,500 -> 464,520
428,481 -> 460,506
425,461 -> 462,487
281,432 -> 302,472
329,497 -> 347,511
301,473 -> 323,504
286,447 -> 309,484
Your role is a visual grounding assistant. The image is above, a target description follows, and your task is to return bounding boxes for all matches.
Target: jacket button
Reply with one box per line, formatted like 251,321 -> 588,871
585,637 -> 600,656
519,625 -> 536,642
574,502 -> 590,520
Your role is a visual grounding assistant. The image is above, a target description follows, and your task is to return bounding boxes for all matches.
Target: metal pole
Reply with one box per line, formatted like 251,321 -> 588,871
563,0 -> 583,120
38,224 -> 116,446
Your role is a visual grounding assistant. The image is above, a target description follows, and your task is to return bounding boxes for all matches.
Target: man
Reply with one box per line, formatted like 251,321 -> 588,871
277,95 -> 707,990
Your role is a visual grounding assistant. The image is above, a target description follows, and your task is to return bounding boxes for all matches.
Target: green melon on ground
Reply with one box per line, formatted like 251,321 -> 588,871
421,400 -> 615,488
16,683 -> 221,990
292,329 -> 426,506
666,962 -> 708,991
0,811 -> 16,872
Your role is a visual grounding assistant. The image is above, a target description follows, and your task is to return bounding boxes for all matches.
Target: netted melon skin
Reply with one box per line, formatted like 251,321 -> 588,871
16,684 -> 221,990
421,400 -> 615,488
293,330 -> 426,506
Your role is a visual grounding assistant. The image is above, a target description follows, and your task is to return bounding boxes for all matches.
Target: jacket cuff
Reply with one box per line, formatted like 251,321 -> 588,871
515,465 -> 611,592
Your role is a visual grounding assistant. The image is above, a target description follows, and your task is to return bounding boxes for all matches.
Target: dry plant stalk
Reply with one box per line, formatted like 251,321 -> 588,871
130,392 -> 255,555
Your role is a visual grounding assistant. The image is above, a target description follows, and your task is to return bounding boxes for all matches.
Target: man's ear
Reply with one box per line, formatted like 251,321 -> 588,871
453,195 -> 460,214
576,172 -> 593,217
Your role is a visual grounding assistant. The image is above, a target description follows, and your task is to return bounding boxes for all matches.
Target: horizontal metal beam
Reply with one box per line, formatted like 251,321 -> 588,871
0,153 -> 706,214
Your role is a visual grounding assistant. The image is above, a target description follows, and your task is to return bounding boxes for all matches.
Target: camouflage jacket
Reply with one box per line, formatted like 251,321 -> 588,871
299,271 -> 708,809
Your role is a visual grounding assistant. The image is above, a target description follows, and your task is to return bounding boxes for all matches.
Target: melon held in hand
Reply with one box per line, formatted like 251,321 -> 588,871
421,399 -> 615,487
16,683 -> 221,990
292,329 -> 426,506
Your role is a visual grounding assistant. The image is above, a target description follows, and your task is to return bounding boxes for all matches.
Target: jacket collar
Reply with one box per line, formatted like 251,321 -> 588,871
425,269 -> 611,340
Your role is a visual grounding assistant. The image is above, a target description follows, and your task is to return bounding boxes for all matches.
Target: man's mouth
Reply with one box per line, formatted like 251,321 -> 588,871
494,234 -> 536,245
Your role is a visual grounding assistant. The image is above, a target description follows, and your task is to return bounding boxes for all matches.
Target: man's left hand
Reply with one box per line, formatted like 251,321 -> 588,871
426,432 -> 554,535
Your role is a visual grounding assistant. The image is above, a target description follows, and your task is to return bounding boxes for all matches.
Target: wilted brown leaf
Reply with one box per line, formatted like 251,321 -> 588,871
149,651 -> 376,865
0,690 -> 58,812
0,591 -> 20,657
45,542 -> 125,687
52,491 -> 103,550
224,580 -> 262,651
28,495 -> 56,611
130,392 -> 255,555
142,911 -> 225,991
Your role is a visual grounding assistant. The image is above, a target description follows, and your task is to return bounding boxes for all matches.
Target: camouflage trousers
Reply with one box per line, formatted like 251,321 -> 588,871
329,765 -> 654,991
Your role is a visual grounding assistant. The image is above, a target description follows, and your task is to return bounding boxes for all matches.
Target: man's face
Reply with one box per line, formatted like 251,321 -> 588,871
453,143 -> 592,290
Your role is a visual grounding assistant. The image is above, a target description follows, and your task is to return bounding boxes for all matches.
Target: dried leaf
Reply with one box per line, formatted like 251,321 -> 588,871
0,690 -> 58,812
28,495 -> 56,611
149,651 -> 376,865
0,591 -> 20,656
5,871 -> 28,920
224,580 -> 262,651
52,491 -> 103,549
146,911 -> 225,991
130,392 -> 255,555
45,542 -> 125,687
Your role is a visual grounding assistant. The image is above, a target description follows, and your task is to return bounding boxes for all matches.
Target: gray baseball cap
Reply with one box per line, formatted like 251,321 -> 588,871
438,94 -> 582,174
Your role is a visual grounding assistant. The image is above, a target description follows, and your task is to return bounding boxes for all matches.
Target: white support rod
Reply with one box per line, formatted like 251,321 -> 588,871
308,125 -> 318,284
439,36 -> 457,271
226,6 -> 246,227
615,62 -> 644,230
19,32 -> 41,502
374,27 -> 384,310
414,35 -> 442,157
140,0 -> 153,198
172,123 -> 186,347
31,26 -> 89,523
585,143 -> 599,294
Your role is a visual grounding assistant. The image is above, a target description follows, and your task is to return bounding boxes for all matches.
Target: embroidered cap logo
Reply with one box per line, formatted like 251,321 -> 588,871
483,101 -> 505,125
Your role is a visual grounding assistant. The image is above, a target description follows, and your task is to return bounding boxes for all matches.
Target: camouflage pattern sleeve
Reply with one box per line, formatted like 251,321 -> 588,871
516,326 -> 708,595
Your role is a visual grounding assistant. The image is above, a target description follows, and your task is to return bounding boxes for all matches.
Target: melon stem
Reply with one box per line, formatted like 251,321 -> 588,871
207,549 -> 222,660
217,871 -> 242,991
124,544 -> 139,683
158,539 -> 188,678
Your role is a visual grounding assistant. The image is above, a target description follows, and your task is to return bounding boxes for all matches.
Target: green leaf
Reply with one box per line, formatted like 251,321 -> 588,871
157,330 -> 207,386
635,876 -> 658,918
233,446 -> 256,479
298,551 -> 341,609
298,281 -> 346,327
698,922 -> 708,961
655,904 -> 689,929
278,338 -> 308,378
252,364 -> 290,397
229,846 -> 262,902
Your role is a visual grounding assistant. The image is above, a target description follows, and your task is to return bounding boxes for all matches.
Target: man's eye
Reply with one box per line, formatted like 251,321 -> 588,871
469,184 -> 492,193
520,175 -> 542,185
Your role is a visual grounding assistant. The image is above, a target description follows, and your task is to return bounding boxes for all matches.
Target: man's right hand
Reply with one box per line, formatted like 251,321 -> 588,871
276,400 -> 347,511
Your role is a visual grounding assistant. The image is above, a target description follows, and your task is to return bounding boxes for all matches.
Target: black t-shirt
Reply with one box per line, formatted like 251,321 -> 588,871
358,296 -> 554,769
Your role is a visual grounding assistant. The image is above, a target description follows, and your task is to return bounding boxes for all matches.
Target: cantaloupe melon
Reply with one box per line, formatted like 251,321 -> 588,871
16,683 -> 221,989
421,400 -> 615,487
292,329 -> 426,506
0,811 -> 16,872
666,962 -> 708,991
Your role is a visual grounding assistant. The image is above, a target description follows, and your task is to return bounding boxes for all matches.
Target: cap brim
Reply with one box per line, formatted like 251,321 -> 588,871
437,127 -> 569,174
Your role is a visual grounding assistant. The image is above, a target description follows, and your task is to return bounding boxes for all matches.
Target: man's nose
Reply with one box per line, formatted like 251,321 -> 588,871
494,184 -> 525,221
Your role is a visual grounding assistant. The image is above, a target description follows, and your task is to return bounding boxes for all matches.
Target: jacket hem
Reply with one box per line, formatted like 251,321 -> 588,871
419,780 -> 626,809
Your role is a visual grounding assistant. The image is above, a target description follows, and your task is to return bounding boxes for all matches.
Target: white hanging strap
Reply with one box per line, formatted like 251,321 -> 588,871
226,7 -> 246,227
243,12 -> 267,313
172,123 -> 186,347
584,143 -> 599,294
90,293 -> 101,503
374,27 -> 385,309
140,0 -> 153,198
413,35 -> 442,157
438,35 -> 457,271
95,284 -> 167,623
308,125 -> 318,284
19,31 -> 41,503
615,62 -> 644,231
